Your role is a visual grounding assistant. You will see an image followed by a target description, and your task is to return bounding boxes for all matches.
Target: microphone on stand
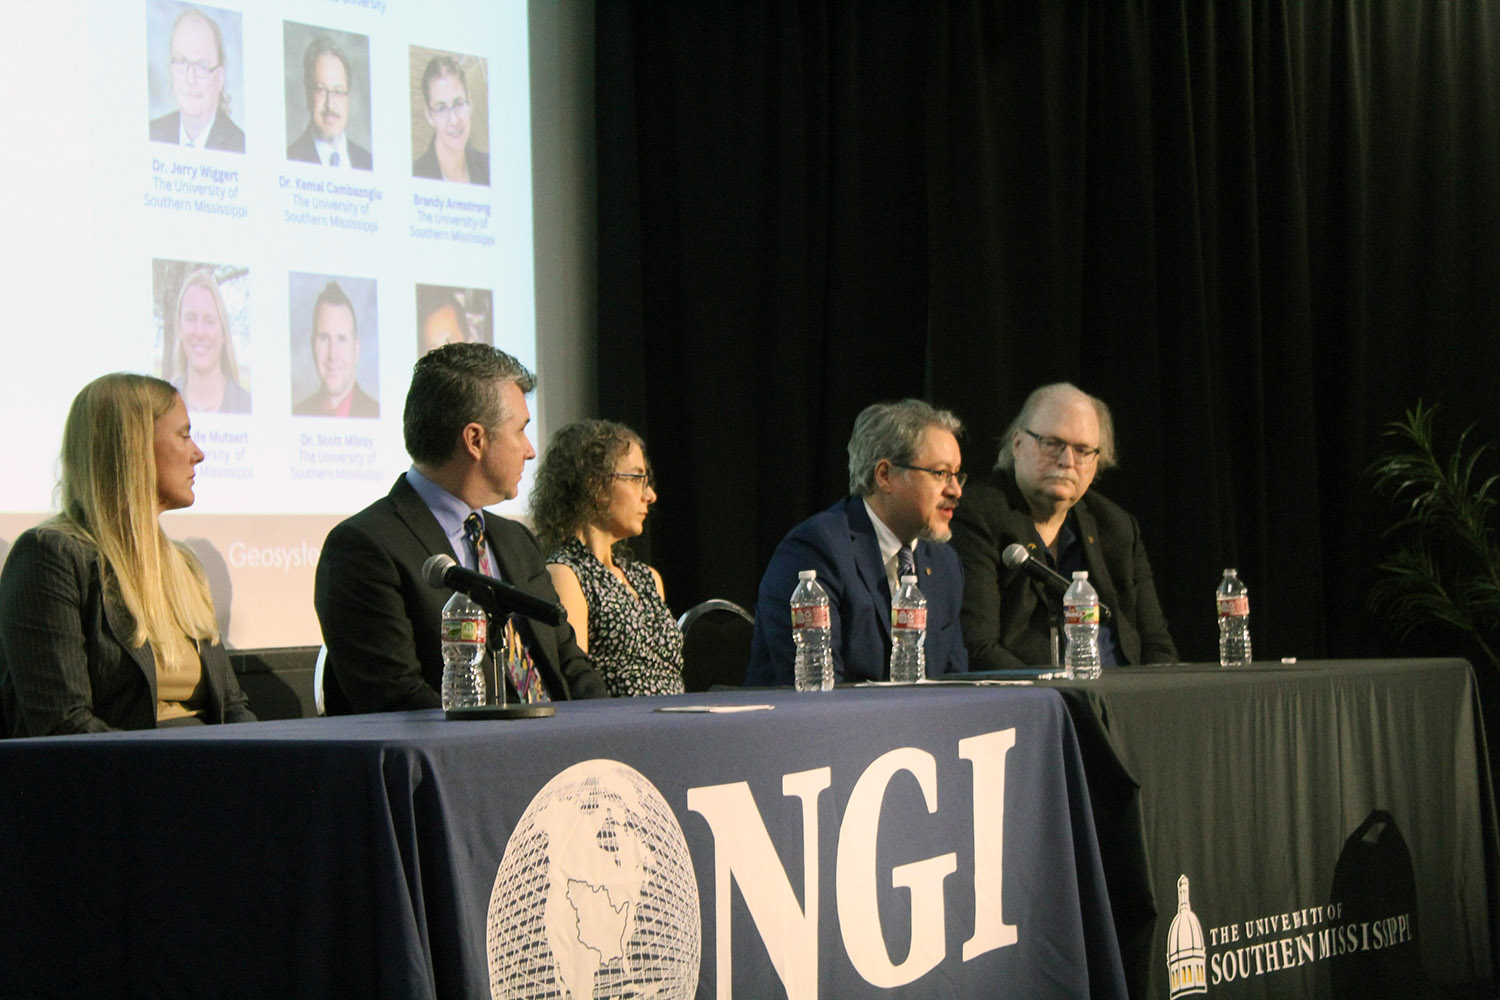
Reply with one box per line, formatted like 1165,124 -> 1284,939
422,553 -> 567,626
1002,542 -> 1113,623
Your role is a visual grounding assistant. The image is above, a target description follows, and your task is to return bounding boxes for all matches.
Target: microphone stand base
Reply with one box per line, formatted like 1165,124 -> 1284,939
444,704 -> 557,721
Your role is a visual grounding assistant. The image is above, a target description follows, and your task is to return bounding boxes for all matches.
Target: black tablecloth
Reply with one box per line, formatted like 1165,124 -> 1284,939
1044,658 -> 1499,1000
0,685 -> 1124,999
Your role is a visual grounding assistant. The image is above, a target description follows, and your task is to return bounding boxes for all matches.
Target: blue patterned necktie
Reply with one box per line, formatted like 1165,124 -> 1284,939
463,513 -> 549,703
897,545 -> 916,579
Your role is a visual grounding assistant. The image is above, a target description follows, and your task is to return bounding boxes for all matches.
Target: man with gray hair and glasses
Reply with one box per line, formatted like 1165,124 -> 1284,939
746,399 -> 970,685
949,382 -> 1177,671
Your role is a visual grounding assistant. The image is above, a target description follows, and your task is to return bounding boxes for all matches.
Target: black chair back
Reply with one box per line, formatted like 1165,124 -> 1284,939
677,599 -> 754,691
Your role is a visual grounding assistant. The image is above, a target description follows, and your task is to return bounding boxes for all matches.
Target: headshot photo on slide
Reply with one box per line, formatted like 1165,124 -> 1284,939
289,272 -> 380,419
409,47 -> 490,186
416,284 -> 493,358
153,259 -> 251,414
146,1 -> 246,153
284,22 -> 373,171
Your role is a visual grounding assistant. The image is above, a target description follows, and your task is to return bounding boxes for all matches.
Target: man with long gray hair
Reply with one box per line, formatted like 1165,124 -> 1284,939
149,6 -> 244,152
949,383 -> 1176,670
746,399 -> 970,685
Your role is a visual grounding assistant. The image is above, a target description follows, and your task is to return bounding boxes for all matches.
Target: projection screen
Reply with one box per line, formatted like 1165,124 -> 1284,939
0,0 -> 542,648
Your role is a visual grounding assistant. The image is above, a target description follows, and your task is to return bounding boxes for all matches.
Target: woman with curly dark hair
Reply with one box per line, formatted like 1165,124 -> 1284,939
530,420 -> 684,695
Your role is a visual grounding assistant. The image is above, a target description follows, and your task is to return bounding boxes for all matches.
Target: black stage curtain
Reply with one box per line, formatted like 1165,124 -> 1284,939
594,1 -> 1500,665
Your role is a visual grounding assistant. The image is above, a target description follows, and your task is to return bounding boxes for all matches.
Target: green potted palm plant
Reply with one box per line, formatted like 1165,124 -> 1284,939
1369,401 -> 1500,673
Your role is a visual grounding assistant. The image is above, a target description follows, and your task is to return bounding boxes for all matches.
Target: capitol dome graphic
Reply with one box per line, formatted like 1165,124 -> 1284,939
1167,873 -> 1207,997
486,759 -> 702,999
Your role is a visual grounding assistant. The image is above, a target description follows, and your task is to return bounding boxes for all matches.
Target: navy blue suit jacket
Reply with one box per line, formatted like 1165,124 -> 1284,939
746,496 -> 969,685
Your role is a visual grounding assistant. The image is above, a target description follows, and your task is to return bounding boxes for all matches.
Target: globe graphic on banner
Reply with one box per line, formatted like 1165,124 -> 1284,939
486,759 -> 701,999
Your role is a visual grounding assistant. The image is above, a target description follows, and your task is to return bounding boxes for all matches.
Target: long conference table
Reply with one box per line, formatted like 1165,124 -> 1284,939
0,659 -> 1494,999
0,684 -> 1124,999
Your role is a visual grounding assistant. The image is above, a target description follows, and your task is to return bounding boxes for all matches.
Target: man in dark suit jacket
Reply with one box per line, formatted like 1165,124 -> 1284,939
314,343 -> 605,712
147,7 -> 244,153
293,281 -> 379,419
285,35 -> 373,170
287,126 -> 371,169
149,109 -> 245,153
746,400 -> 970,685
949,383 -> 1177,670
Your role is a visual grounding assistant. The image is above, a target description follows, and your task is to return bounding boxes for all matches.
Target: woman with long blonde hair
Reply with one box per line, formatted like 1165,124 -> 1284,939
170,268 -> 250,413
0,373 -> 254,735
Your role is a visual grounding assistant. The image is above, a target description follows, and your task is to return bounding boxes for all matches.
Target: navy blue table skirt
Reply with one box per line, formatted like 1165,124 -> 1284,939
0,684 -> 1124,999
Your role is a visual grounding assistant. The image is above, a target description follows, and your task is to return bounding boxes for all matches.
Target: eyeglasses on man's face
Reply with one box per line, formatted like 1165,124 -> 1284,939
1023,428 -> 1101,465
893,463 -> 966,489
313,85 -> 350,102
170,57 -> 221,78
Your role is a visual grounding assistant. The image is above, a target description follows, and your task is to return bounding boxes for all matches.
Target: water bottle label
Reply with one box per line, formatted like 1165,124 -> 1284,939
1217,595 -> 1249,618
893,607 -> 927,630
1065,603 -> 1100,625
441,616 -> 488,644
791,605 -> 831,629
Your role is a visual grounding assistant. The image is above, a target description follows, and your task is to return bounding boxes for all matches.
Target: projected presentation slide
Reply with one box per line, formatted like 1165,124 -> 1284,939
0,0 -> 537,647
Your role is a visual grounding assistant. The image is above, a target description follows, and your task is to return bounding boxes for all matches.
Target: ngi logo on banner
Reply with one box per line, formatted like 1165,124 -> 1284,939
485,729 -> 1019,999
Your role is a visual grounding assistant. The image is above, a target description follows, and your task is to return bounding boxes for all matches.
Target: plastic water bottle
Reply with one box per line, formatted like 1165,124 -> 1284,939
889,574 -> 927,683
440,590 -> 489,709
1063,570 -> 1102,680
1217,568 -> 1252,667
791,570 -> 833,692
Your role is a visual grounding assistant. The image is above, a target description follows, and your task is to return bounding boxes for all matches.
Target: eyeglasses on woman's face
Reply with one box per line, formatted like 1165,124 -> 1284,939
427,97 -> 470,122
612,471 -> 655,490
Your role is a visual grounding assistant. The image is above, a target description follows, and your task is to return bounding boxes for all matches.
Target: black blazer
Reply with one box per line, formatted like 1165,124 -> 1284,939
287,125 -> 373,170
948,471 -> 1178,670
0,527 -> 254,737
412,141 -> 490,185
148,110 -> 246,153
313,475 -> 606,713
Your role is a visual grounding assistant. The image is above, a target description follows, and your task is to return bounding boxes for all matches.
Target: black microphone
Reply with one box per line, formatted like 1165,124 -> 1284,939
422,553 -> 567,627
1001,543 -> 1113,623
